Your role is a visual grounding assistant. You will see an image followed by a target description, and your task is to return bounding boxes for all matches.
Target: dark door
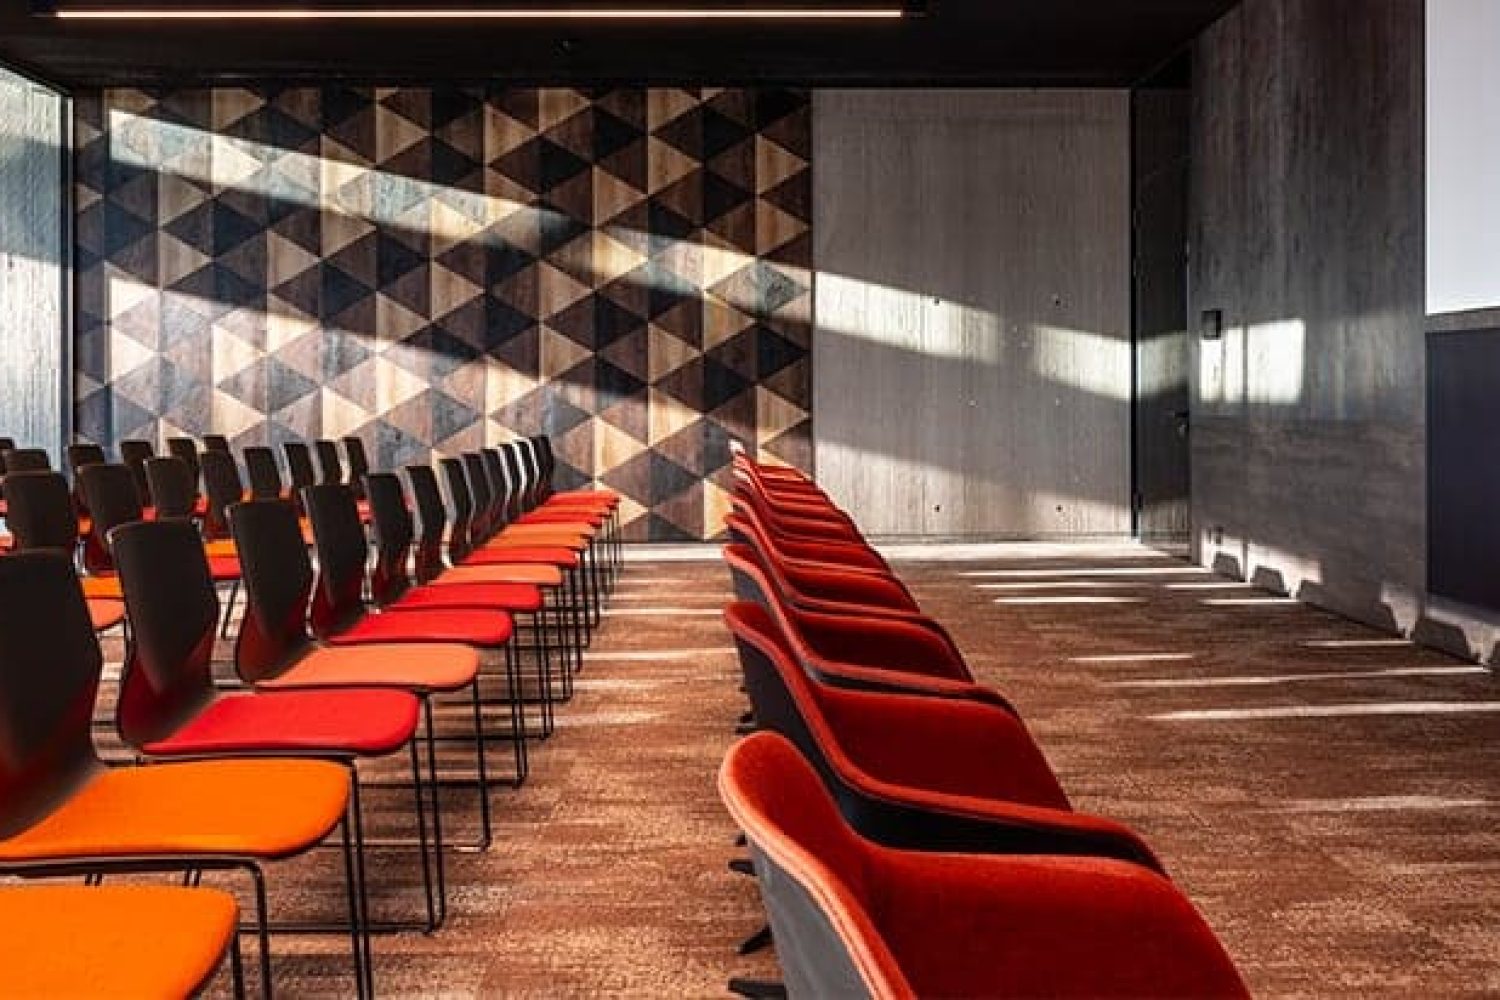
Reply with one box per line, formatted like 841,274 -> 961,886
1131,66 -> 1192,545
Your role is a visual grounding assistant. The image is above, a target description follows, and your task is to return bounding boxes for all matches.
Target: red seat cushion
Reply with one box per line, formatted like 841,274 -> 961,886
143,689 -> 420,757
391,582 -> 544,613
463,546 -> 579,569
205,554 -> 241,582
518,510 -> 605,527
327,608 -> 514,647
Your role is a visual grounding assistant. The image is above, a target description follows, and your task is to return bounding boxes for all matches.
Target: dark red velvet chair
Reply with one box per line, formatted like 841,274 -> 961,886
720,732 -> 1250,1000
726,602 -> 1160,868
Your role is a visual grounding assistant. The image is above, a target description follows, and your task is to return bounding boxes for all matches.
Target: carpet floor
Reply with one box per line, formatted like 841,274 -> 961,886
74,542 -> 1500,997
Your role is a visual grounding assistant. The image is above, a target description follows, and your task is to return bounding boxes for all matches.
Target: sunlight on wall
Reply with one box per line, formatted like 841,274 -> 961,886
1199,317 -> 1306,408
1028,323 -> 1132,402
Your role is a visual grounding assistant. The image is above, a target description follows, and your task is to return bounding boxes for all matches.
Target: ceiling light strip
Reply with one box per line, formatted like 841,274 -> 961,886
52,6 -> 907,19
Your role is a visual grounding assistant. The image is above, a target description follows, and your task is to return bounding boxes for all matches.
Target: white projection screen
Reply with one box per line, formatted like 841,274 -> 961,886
1427,0 -> 1500,316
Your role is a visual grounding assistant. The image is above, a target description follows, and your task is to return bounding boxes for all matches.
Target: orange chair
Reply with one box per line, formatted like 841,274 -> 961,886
0,551 -> 364,998
0,885 -> 243,999
1,470 -> 125,632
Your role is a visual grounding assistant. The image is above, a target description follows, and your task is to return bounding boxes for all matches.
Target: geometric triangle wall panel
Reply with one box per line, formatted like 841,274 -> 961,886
75,87 -> 813,541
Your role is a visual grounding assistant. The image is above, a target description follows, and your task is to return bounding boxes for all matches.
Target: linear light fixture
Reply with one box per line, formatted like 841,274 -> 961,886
42,1 -> 915,19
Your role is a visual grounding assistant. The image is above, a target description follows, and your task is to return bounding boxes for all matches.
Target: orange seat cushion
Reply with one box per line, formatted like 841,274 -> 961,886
80,575 -> 123,600
464,547 -> 579,568
257,643 -> 479,693
143,689 -> 420,759
0,885 -> 237,999
493,525 -> 593,543
327,609 -> 513,648
0,758 -> 349,862
203,539 -> 237,559
437,564 -> 563,587
87,598 -> 126,632
391,582 -> 543,613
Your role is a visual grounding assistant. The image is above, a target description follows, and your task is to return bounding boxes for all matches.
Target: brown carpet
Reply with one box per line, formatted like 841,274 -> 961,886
87,544 -> 1500,996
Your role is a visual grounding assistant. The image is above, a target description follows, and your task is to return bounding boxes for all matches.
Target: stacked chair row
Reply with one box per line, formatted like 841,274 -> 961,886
717,450 -> 1250,999
0,433 -> 622,998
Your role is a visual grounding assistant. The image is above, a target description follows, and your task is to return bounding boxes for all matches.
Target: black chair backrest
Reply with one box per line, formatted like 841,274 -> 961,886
202,434 -> 230,453
118,439 -> 155,505
66,443 -> 106,476
144,457 -> 197,519
199,450 -> 243,540
343,436 -> 371,483
243,446 -> 283,500
65,442 -> 107,514
2,471 -> 80,552
283,441 -> 317,491
3,448 -> 51,474
405,465 -> 450,584
0,436 -> 13,454
164,438 -> 201,496
77,463 -> 144,575
462,452 -> 495,539
313,439 -> 343,486
0,551 -> 105,838
499,445 -> 533,522
532,435 -> 557,496
508,442 -> 543,514
303,484 -> 369,638
366,472 -> 416,606
227,499 -> 317,683
480,448 -> 513,523
111,519 -> 219,748
440,457 -> 475,563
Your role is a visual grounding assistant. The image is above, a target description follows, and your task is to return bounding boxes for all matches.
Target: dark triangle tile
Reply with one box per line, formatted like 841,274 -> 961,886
653,106 -> 704,160
706,139 -> 756,195
760,102 -> 813,161
651,478 -> 704,539
594,107 -> 643,163
646,452 -> 696,504
548,295 -> 596,351
595,357 -> 646,413
272,207 -> 322,256
402,326 -> 480,379
321,261 -> 373,319
435,240 -> 488,287
435,296 -> 488,350
546,169 -> 595,226
380,89 -> 433,131
105,198 -> 160,259
653,171 -> 704,228
595,292 -> 646,351
763,171 -> 813,224
432,137 -> 483,190
428,388 -> 483,444
598,388 -> 649,444
704,201 -> 756,254
654,354 -> 705,411
537,207 -> 589,259
380,264 -> 430,318
490,324 -> 539,378
539,138 -> 591,191
490,89 -> 540,131
599,449 -> 653,506
372,418 -> 431,470
486,298 -> 535,350
706,329 -> 757,381
378,230 -> 428,287
702,107 -> 753,161
755,323 -> 807,379
544,106 -> 594,162
703,171 -> 752,227
706,89 -> 756,128
271,265 -> 323,317
654,418 -> 709,477
594,89 -> 647,131
216,235 -> 269,293
212,198 -> 266,257
653,298 -> 704,350
763,421 -> 813,471
494,137 -> 542,193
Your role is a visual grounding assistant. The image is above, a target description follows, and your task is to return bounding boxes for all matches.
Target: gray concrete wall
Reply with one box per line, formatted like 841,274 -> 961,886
0,65 -> 68,460
1186,0 -> 1499,652
813,89 -> 1132,539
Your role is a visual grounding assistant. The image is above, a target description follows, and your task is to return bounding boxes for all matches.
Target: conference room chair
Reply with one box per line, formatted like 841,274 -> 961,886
491,445 -> 619,590
0,885 -> 243,998
65,442 -> 107,516
0,550 -> 363,999
404,464 -> 582,683
243,445 -> 285,500
314,438 -> 344,485
1,469 -> 125,631
200,447 -> 245,544
725,601 -> 1160,868
343,435 -> 371,498
365,471 -> 561,731
165,437 -> 204,501
203,433 -> 231,452
302,482 -> 528,787
719,732 -> 1250,1000
227,497 -> 489,877
97,460 -> 244,637
110,518 -> 438,969
2,447 -> 52,473
282,441 -> 317,502
118,438 -> 156,506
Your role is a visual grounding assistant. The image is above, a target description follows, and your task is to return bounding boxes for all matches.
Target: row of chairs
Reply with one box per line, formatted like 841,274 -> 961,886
0,433 -> 622,997
715,451 -> 1251,998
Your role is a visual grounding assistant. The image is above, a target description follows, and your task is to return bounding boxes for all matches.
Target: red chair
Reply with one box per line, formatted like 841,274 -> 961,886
111,518 -> 437,953
365,471 -> 564,729
727,601 -> 1158,867
227,496 -> 488,912
2,470 -> 125,631
301,483 -> 530,787
720,732 -> 1249,1000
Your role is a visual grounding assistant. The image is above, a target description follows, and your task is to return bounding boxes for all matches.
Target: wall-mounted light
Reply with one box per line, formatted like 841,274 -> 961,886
37,0 -> 920,19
